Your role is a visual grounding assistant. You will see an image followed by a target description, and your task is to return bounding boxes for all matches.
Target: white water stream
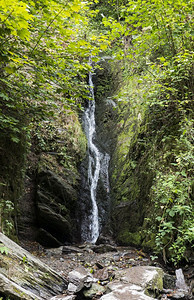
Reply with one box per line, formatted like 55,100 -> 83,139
84,63 -> 110,243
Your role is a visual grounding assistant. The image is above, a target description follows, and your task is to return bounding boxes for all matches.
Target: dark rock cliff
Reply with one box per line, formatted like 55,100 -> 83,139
17,109 -> 87,247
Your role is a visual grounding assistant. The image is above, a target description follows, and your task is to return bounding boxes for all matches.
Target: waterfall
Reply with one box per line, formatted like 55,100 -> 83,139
82,61 -> 110,244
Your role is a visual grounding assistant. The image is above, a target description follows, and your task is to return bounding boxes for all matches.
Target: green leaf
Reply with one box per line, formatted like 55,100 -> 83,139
11,136 -> 20,143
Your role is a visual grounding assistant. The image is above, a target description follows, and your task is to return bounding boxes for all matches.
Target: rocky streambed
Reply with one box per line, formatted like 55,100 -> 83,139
0,233 -> 193,300
21,239 -> 193,300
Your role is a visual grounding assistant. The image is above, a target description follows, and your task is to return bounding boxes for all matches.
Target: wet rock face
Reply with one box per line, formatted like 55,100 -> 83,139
94,61 -> 120,232
17,107 -> 87,247
36,169 -> 79,247
17,153 -> 82,248
111,201 -> 144,247
17,152 -> 39,242
77,156 -> 93,242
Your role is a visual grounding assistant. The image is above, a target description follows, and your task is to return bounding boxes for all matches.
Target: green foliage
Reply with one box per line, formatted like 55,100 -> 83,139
22,255 -> 27,264
34,106 -> 87,172
108,0 -> 193,264
0,199 -> 14,235
0,0 -> 193,264
0,0 -> 107,237
146,115 -> 194,264
0,243 -> 9,255
0,0 -> 109,143
102,0 -> 193,58
151,170 -> 193,263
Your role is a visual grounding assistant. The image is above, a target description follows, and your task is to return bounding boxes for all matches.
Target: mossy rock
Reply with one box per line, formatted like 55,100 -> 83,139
0,233 -> 67,299
116,230 -> 142,246
141,233 -> 156,250
144,268 -> 164,298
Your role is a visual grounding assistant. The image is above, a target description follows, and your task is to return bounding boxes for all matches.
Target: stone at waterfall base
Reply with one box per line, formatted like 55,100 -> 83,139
50,295 -> 76,300
67,267 -> 94,293
99,266 -> 164,300
100,284 -> 156,300
65,264 -> 164,300
161,289 -> 190,299
83,283 -> 106,298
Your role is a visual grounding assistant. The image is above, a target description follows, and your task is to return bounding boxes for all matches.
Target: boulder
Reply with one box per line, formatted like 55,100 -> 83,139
163,273 -> 176,289
0,273 -> 42,300
100,266 -> 164,300
175,269 -> 189,292
116,266 -> 163,292
94,267 -> 114,282
83,283 -> 106,298
68,267 -> 94,294
50,296 -> 76,300
96,234 -> 117,246
100,284 -> 155,300
0,233 -> 67,299
62,246 -> 84,254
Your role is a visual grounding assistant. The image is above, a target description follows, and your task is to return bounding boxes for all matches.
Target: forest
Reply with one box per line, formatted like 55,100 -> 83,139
0,0 -> 193,299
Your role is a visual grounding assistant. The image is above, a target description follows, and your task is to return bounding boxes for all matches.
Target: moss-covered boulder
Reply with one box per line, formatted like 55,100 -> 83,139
0,233 -> 67,299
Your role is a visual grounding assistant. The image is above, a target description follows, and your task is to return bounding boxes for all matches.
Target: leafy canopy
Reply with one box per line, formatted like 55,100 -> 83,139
0,0 -> 109,142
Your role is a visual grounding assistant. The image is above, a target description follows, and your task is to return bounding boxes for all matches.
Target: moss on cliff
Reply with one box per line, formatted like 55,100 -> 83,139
19,105 -> 87,245
0,96 -> 87,246
0,132 -> 28,239
110,58 -> 193,264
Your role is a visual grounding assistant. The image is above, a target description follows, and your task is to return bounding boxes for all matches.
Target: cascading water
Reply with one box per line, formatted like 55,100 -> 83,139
82,62 -> 110,244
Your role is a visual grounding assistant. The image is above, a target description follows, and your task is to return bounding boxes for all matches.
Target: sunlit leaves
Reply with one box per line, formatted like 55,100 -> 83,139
0,0 -> 108,144
0,0 -> 33,40
101,0 -> 193,60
